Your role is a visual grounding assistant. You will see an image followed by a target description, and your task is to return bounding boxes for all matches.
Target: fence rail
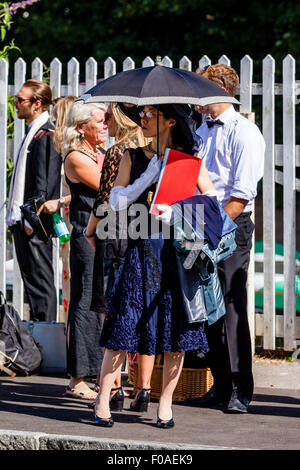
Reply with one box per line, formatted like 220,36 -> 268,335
0,54 -> 299,352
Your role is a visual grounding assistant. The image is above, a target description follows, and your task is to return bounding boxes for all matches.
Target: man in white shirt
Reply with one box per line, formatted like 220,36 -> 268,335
188,64 -> 265,412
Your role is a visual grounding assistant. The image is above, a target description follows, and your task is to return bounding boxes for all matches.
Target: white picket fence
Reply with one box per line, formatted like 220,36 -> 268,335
0,54 -> 299,352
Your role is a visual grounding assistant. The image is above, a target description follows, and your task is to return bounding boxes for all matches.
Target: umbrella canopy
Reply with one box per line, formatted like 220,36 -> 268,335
77,65 -> 240,107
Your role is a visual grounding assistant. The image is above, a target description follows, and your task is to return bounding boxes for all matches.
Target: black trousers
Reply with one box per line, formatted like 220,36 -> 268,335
13,223 -> 57,322
67,229 -> 102,378
206,212 -> 255,402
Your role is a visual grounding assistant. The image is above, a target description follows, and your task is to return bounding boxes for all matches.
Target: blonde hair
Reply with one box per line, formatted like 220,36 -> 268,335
111,103 -> 148,147
61,102 -> 107,156
51,96 -> 77,154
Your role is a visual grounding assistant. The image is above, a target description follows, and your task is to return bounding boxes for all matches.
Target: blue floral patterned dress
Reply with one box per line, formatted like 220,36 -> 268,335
100,148 -> 208,356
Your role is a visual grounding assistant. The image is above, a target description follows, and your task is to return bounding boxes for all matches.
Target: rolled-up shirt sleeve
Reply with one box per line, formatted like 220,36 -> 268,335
230,122 -> 265,201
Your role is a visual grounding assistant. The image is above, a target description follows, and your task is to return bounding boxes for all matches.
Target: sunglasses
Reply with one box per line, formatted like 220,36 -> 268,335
139,111 -> 157,119
104,112 -> 112,122
14,96 -> 33,104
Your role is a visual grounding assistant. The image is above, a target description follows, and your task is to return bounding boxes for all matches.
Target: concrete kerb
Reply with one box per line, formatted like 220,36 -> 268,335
0,430 -> 253,451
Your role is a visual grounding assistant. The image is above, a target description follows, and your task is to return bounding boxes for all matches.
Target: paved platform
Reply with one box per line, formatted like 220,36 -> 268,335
0,361 -> 299,451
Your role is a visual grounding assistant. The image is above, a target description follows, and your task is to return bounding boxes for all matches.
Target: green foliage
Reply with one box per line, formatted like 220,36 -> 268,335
6,0 -> 300,74
0,2 -> 21,60
7,94 -> 14,139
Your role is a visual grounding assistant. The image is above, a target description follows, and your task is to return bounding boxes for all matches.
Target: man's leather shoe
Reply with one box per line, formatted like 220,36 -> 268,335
184,386 -> 226,407
227,390 -> 249,413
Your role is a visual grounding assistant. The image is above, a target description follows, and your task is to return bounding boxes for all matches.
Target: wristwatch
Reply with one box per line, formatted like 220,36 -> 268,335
83,227 -> 96,238
59,196 -> 67,207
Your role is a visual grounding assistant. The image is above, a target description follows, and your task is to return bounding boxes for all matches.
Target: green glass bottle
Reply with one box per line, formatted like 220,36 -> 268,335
52,212 -> 70,245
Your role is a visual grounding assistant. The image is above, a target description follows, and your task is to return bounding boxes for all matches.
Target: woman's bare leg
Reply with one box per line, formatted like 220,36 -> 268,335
157,351 -> 185,421
131,353 -> 155,405
94,348 -> 127,419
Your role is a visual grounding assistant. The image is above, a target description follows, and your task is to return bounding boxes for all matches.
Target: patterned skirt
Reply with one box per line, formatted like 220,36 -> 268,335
100,234 -> 208,356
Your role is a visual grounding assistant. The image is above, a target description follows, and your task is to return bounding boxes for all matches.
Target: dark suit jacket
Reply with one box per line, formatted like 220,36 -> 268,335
23,120 -> 62,203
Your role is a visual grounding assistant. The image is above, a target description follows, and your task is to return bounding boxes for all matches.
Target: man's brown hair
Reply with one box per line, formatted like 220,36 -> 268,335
22,79 -> 53,111
196,64 -> 239,97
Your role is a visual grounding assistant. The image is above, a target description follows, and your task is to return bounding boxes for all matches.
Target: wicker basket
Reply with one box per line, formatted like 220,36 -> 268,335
133,355 -> 214,402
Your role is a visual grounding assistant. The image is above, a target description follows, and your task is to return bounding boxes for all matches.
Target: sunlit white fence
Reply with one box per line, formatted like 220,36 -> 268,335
0,54 -> 299,351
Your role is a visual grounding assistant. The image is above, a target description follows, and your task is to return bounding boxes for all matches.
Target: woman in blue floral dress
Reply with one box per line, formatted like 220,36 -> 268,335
94,103 -> 216,428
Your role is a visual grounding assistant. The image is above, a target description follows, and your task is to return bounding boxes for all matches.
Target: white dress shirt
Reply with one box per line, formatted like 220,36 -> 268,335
195,105 -> 265,213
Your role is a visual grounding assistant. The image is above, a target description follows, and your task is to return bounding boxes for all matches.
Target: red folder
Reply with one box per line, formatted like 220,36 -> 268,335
149,148 -> 202,215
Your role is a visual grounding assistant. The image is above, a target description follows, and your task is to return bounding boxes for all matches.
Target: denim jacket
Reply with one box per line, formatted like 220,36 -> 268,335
173,196 -> 237,326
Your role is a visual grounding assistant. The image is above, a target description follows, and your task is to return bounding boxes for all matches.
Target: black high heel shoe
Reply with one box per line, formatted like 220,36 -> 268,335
129,387 -> 151,412
95,414 -> 114,427
109,386 -> 124,411
87,386 -> 125,411
156,416 -> 175,429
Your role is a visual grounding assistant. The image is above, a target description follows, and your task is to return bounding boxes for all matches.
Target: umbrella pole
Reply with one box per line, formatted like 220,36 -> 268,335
156,106 -> 159,157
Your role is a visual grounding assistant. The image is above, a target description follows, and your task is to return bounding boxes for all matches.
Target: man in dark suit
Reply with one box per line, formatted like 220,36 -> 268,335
7,79 -> 62,322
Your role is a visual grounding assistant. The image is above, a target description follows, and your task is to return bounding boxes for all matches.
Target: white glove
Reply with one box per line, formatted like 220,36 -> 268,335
155,204 -> 174,225
203,189 -> 219,199
109,155 -> 162,211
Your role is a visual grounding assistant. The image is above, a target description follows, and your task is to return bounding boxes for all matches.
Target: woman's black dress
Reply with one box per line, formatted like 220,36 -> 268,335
65,150 -> 104,378
100,147 -> 208,356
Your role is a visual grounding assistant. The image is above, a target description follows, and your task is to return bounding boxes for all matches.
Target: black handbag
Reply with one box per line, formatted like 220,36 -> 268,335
20,135 -> 56,243
20,195 -> 56,243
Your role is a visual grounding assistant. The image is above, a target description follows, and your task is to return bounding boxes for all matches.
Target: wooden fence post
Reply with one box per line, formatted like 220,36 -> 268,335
199,55 -> 211,70
262,55 -> 276,350
13,58 -> 26,318
0,59 -> 8,296
142,56 -> 154,68
162,56 -> 173,68
123,57 -> 135,71
104,57 -> 116,79
68,57 -> 79,96
283,55 -> 296,351
179,56 -> 192,71
218,55 -> 231,66
85,57 -> 98,92
50,58 -> 62,99
31,57 -> 43,81
240,55 -> 256,353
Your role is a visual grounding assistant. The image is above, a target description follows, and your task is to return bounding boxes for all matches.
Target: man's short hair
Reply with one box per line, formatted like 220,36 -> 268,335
196,64 -> 239,97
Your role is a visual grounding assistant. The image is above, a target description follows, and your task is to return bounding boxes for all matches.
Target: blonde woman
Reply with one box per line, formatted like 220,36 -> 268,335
62,101 -> 107,399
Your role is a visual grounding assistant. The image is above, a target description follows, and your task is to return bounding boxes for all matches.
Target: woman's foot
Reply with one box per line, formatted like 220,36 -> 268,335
65,379 -> 97,400
157,396 -> 173,421
94,393 -> 111,421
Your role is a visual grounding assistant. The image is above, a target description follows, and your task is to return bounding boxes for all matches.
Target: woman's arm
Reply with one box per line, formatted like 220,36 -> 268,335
84,212 -> 99,250
64,151 -> 102,191
197,160 -> 215,194
112,150 -> 132,188
36,194 -> 72,216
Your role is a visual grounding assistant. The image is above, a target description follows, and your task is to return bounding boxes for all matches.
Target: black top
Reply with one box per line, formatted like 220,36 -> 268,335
127,147 -> 162,237
64,149 -> 105,231
127,147 -> 157,207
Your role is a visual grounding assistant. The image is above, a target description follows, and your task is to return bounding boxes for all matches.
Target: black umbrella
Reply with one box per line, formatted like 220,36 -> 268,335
77,64 -> 239,107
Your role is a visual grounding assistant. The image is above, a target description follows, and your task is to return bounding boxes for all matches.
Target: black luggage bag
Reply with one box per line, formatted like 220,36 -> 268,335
0,291 -> 42,375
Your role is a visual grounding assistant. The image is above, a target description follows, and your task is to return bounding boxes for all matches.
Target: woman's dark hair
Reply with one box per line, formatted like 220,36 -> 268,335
119,102 -> 197,155
155,104 -> 195,155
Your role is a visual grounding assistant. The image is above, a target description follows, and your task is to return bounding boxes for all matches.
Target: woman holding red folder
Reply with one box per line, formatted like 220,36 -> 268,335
94,103 -> 216,428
